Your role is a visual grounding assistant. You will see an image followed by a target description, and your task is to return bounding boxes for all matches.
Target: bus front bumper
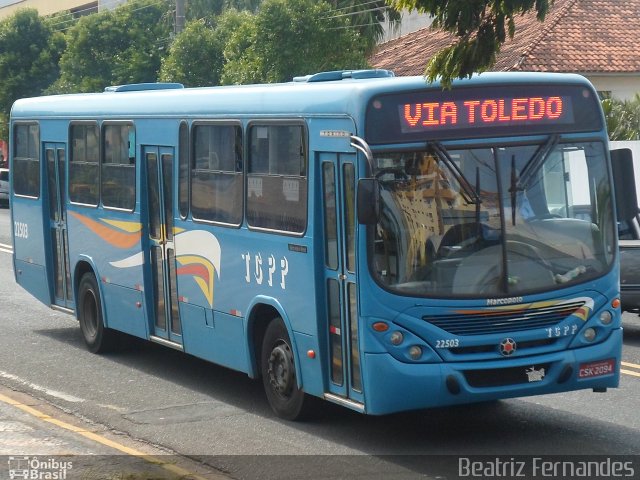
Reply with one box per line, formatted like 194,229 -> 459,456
361,328 -> 622,415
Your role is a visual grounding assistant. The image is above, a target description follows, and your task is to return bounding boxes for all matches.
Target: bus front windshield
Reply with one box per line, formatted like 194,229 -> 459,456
371,141 -> 615,297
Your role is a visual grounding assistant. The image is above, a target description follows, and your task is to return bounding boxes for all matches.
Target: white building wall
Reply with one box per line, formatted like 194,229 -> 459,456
0,0 -> 94,18
0,0 -> 124,19
586,75 -> 640,101
382,10 -> 432,42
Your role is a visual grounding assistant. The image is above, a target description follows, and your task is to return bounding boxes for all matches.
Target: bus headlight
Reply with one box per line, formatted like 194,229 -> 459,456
390,331 -> 404,345
408,345 -> 423,360
583,327 -> 597,342
599,311 -> 613,325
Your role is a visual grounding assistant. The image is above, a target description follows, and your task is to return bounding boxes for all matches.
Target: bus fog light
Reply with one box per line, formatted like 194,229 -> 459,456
409,345 -> 422,360
390,331 -> 404,345
583,328 -> 596,342
599,311 -> 612,325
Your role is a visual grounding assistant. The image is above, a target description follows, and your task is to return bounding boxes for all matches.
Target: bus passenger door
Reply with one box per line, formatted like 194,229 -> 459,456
45,143 -> 72,308
321,153 -> 363,403
144,146 -> 182,346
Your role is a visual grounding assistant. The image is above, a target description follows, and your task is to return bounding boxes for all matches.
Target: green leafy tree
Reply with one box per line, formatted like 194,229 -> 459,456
222,0 -> 369,85
185,0 -> 261,20
0,9 -> 65,138
602,95 -> 640,141
389,0 -> 552,86
330,0 -> 401,54
50,0 -> 172,93
159,10 -> 247,87
187,0 -> 397,54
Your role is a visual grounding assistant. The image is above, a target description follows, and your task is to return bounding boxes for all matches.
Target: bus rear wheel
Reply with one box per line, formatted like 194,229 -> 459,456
77,273 -> 117,353
261,317 -> 307,420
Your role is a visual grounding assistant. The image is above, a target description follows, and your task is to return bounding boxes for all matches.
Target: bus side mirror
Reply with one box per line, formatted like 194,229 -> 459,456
357,178 -> 381,225
611,148 -> 639,222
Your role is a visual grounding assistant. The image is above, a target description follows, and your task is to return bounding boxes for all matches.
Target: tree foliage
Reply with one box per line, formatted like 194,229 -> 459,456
390,0 -> 552,86
222,0 -> 369,85
50,0 -> 172,93
0,9 -> 65,138
159,11 -> 247,87
330,0 -> 401,54
602,95 -> 640,141
185,0 -> 262,20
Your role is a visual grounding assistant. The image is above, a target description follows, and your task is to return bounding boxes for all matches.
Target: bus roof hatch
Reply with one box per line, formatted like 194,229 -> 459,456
104,82 -> 185,92
293,69 -> 394,83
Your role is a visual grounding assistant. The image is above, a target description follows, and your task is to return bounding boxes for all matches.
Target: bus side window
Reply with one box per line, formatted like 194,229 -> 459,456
13,123 -> 41,198
178,122 -> 189,219
247,124 -> 307,233
102,124 -> 135,210
191,123 -> 243,225
69,123 -> 99,206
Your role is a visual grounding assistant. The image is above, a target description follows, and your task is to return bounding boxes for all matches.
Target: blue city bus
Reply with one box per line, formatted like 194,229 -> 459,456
10,70 -> 626,419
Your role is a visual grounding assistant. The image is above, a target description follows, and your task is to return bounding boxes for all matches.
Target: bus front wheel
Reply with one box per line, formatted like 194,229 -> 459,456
77,273 -> 117,353
261,317 -> 307,420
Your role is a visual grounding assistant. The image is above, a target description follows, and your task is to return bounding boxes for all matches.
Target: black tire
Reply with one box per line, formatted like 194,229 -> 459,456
77,273 -> 118,353
261,317 -> 307,420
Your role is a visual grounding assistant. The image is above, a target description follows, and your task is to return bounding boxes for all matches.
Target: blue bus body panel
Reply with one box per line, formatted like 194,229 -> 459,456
14,260 -> 50,305
12,193 -> 50,305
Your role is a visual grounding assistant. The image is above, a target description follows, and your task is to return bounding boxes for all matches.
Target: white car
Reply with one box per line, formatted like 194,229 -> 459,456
0,168 -> 9,206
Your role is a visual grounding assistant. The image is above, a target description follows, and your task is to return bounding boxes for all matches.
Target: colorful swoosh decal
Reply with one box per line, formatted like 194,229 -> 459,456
101,218 -> 143,233
105,226 -> 222,308
109,252 -> 144,268
70,211 -> 141,249
175,230 -> 221,307
453,297 -> 595,321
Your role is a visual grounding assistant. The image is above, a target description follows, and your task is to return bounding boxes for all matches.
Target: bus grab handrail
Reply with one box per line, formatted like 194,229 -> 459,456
350,135 -> 374,176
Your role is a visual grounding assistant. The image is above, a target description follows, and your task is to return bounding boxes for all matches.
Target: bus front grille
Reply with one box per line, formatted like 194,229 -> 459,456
424,301 -> 585,336
463,363 -> 552,388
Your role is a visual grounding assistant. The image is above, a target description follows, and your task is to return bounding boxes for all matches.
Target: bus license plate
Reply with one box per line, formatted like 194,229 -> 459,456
578,359 -> 616,378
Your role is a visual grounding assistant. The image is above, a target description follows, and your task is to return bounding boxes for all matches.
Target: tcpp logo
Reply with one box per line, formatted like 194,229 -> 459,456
499,338 -> 517,356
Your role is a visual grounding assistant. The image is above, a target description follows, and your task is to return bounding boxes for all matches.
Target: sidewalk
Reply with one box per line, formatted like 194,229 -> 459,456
0,386 -> 226,479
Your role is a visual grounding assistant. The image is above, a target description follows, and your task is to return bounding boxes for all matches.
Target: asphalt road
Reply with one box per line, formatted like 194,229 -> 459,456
1,207 -> 640,479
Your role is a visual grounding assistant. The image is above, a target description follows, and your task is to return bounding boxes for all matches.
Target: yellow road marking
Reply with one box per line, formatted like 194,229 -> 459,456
620,361 -> 640,378
0,391 -> 207,479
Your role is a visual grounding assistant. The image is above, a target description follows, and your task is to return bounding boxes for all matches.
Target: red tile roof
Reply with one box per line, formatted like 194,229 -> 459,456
370,0 -> 640,76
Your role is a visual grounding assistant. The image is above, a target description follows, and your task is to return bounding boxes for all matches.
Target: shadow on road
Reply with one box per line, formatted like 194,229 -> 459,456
33,323 -> 640,479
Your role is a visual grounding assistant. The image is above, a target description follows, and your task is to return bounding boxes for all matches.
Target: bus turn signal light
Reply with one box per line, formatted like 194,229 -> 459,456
372,322 -> 389,332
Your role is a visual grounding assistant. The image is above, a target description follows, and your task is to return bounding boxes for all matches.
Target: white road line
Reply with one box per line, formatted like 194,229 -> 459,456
0,370 -> 85,403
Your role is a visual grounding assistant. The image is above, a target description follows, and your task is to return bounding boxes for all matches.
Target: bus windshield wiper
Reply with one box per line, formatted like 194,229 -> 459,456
516,134 -> 560,191
429,142 -> 481,205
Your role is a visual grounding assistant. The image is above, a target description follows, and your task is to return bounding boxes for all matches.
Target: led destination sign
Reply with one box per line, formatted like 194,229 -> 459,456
365,84 -> 602,144
401,96 -> 570,133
